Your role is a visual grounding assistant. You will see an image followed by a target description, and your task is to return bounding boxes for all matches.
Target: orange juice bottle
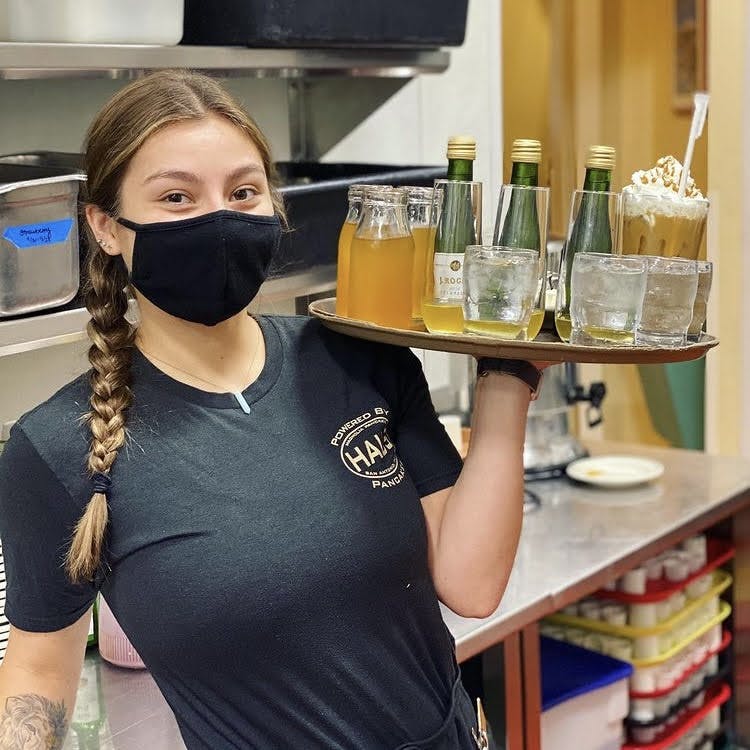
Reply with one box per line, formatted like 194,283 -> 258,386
336,185 -> 391,316
348,187 -> 415,330
405,186 -> 433,327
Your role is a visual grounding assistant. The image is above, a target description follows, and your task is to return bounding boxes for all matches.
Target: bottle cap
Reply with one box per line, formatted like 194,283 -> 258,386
511,138 -> 542,164
586,145 -> 616,170
447,136 -> 477,161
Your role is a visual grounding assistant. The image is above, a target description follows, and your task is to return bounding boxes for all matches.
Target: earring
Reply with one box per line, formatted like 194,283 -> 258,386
97,238 -> 110,249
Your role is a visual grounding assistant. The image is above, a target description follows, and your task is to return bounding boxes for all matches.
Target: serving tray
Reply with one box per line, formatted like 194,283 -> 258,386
308,298 -> 719,365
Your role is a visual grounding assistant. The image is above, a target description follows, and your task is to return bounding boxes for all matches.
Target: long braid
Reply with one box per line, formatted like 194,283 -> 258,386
65,70 -> 285,583
66,249 -> 135,583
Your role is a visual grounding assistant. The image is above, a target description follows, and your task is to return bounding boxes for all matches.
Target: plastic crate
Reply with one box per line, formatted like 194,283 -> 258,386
541,636 -> 633,750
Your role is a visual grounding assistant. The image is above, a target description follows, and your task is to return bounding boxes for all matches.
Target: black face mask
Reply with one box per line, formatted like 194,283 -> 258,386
117,210 -> 282,326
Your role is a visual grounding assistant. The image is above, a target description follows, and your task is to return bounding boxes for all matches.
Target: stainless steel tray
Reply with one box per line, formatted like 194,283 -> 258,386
308,298 -> 719,364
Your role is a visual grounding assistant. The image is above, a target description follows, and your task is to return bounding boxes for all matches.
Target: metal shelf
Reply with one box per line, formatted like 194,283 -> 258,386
0,265 -> 337,359
0,43 -> 450,80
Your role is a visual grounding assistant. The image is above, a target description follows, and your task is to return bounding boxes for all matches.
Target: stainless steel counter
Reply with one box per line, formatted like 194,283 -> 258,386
63,441 -> 750,749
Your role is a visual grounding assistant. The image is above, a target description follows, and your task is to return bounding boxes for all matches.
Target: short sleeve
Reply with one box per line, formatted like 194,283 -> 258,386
0,426 -> 97,632
375,347 -> 464,497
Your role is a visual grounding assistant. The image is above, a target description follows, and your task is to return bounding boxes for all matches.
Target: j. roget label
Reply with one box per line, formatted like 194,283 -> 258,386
433,253 -> 464,301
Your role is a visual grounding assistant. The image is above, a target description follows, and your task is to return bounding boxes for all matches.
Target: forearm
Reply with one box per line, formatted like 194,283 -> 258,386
0,663 -> 75,749
432,372 -> 530,617
0,617 -> 90,750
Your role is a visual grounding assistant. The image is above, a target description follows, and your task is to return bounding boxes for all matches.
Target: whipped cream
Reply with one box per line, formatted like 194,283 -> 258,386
627,155 -> 704,199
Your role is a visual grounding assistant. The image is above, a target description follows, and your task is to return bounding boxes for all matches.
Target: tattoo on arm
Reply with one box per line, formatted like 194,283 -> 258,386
0,694 -> 68,749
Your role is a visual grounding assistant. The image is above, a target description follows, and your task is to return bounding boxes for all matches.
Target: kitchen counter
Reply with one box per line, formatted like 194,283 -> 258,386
62,442 -> 750,749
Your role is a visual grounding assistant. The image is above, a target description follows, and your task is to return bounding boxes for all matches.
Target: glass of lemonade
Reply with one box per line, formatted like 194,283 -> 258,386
348,187 -> 415,329
688,260 -> 713,341
569,253 -> 647,345
405,186 -> 434,326
463,246 -> 540,339
636,256 -> 699,346
492,184 -> 550,340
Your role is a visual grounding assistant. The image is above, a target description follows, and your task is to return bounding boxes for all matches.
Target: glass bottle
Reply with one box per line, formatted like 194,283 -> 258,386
336,184 -> 391,317
71,657 -> 106,750
405,186 -> 434,324
495,138 -> 547,339
348,187 -> 415,329
554,145 -> 617,341
422,136 -> 481,334
86,597 -> 98,649
497,138 -> 542,248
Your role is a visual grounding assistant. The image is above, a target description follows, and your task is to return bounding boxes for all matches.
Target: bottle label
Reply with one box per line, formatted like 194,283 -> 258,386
433,253 -> 465,301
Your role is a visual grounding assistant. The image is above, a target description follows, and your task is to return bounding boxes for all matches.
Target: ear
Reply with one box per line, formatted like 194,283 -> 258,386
85,204 -> 122,257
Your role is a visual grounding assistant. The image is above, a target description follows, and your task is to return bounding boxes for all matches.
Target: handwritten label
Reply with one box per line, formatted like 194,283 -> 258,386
3,218 -> 74,249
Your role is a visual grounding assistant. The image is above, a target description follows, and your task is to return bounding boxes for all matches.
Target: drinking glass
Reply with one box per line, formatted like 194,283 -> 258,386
620,188 -> 709,260
687,260 -> 713,342
405,186 -> 434,325
422,179 -> 482,334
570,253 -> 647,345
637,256 -> 699,346
555,189 -> 622,342
462,246 -> 540,340
348,187 -> 415,329
492,184 -> 550,340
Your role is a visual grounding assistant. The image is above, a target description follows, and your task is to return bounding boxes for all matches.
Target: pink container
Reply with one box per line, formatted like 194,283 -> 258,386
97,596 -> 146,669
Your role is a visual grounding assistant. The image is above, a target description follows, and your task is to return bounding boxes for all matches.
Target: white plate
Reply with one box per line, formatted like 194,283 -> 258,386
566,455 -> 665,488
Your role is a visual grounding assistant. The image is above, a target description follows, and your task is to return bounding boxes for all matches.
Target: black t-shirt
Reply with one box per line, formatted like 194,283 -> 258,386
0,315 -> 469,749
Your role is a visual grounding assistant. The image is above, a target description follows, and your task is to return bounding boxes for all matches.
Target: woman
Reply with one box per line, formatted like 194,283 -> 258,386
0,70 -> 545,750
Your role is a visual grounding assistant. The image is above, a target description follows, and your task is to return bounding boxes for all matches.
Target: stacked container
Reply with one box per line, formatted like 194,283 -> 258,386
542,536 -> 733,749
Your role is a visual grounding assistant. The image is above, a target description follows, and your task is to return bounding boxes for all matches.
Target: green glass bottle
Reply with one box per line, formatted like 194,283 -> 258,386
497,138 -> 542,250
497,139 -> 545,340
423,136 -> 479,334
71,657 -> 106,750
555,145 -> 616,342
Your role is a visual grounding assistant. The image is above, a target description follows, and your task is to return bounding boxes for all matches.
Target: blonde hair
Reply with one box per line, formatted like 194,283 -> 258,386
67,70 -> 284,582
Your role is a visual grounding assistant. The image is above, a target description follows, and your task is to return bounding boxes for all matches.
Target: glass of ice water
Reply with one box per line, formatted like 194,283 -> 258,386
463,246 -> 540,339
637,256 -> 699,346
570,253 -> 648,345
687,260 -> 713,342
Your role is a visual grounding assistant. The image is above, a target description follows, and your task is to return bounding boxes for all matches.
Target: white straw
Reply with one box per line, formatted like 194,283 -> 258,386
678,92 -> 710,197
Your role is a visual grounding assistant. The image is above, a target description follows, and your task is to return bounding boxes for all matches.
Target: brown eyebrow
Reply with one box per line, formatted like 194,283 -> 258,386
143,169 -> 200,185
226,163 -> 267,183
143,163 -> 266,186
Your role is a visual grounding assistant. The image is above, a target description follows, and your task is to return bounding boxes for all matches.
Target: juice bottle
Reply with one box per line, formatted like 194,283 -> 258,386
422,136 -> 481,334
405,186 -> 434,326
336,184 -> 388,317
348,187 -> 415,329
495,138 -> 546,340
555,145 -> 617,341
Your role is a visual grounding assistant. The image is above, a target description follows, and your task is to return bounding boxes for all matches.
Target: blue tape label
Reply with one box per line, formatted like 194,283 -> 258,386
3,218 -> 74,249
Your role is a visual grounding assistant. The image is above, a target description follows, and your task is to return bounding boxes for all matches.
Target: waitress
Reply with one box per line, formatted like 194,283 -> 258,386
0,70 -> 546,750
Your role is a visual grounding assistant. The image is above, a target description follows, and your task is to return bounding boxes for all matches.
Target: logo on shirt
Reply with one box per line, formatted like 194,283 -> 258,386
330,407 -> 406,489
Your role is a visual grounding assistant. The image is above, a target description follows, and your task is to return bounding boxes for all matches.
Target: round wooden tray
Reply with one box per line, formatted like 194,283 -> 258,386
308,298 -> 719,365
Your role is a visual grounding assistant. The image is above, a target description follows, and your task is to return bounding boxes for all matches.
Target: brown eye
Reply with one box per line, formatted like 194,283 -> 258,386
232,187 -> 258,201
164,192 -> 187,203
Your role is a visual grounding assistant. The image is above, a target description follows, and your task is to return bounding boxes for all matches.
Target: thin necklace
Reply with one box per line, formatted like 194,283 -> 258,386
137,326 -> 262,413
